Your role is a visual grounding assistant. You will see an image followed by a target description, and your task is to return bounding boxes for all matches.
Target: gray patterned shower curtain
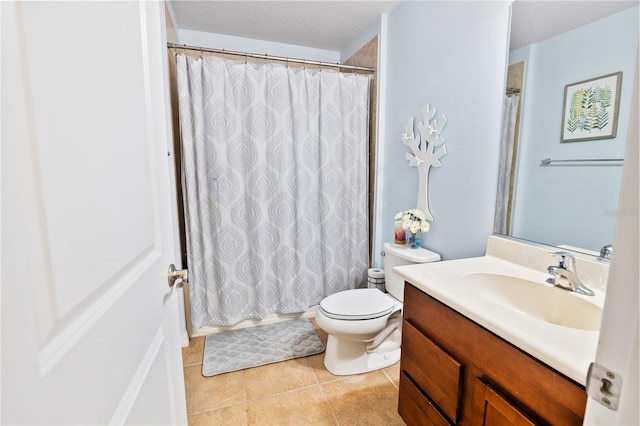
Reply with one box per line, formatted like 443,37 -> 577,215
176,55 -> 371,328
495,94 -> 520,235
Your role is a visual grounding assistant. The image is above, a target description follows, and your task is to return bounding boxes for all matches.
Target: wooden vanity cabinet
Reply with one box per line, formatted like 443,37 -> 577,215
398,284 -> 587,426
473,378 -> 536,426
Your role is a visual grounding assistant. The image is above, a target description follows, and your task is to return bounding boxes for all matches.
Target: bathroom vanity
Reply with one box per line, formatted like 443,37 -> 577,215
393,236 -> 609,425
399,283 -> 585,425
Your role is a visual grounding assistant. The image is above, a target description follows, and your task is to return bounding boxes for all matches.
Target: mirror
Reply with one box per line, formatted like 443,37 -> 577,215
495,1 -> 639,255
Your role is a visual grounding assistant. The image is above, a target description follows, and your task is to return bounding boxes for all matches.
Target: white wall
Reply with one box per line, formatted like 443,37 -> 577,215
380,1 -> 511,261
178,29 -> 340,63
510,6 -> 639,251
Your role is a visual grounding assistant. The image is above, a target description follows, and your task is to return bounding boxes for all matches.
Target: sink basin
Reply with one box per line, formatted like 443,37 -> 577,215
462,273 -> 602,331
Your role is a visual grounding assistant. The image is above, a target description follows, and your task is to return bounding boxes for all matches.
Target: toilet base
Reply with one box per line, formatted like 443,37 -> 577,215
323,335 -> 401,376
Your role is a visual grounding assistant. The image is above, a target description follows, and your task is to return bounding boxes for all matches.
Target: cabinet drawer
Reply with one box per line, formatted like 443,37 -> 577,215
473,378 -> 537,426
399,371 -> 453,426
401,320 -> 463,423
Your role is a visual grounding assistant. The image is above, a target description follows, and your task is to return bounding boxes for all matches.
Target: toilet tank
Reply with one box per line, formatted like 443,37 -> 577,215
383,242 -> 440,302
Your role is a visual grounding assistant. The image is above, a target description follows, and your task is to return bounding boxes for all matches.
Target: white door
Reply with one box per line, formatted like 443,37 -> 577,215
1,1 -> 187,424
583,59 -> 639,425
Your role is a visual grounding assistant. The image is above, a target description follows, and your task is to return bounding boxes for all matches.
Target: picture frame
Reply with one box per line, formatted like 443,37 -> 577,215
561,72 -> 622,142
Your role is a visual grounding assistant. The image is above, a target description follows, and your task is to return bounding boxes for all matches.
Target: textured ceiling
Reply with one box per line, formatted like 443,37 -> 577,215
168,1 -> 639,52
169,1 -> 400,51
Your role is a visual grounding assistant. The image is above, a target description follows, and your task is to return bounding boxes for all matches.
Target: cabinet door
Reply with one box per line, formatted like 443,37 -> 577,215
473,379 -> 537,426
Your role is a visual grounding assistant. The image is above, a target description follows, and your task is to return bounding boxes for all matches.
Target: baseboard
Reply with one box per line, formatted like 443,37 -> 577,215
180,330 -> 190,348
190,305 -> 318,337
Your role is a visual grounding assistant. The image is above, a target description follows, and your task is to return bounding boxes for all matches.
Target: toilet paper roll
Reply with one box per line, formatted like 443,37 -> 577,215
368,268 -> 384,279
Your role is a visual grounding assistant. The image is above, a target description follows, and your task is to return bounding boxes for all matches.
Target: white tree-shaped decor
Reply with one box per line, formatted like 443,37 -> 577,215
402,105 -> 447,221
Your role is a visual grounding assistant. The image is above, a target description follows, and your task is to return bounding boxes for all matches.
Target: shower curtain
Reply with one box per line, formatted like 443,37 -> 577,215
494,95 -> 520,234
176,55 -> 371,328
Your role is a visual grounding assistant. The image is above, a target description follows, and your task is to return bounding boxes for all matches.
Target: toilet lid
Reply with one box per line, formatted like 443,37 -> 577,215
320,289 -> 395,320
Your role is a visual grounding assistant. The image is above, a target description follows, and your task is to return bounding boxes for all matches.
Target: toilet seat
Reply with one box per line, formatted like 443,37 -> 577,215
319,289 -> 395,320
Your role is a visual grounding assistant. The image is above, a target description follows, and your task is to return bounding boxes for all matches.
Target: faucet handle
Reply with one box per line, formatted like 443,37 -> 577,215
548,252 -> 593,296
599,244 -> 613,260
550,251 -> 576,269
546,266 -> 561,285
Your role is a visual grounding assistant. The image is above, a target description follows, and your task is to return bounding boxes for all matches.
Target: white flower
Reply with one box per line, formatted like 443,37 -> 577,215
396,208 -> 431,235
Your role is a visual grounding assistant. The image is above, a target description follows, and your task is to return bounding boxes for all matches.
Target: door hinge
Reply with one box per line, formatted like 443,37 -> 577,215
586,362 -> 622,411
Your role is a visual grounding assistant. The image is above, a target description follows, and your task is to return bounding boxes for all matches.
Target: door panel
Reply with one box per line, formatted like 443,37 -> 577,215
22,0 -> 156,323
1,1 -> 187,424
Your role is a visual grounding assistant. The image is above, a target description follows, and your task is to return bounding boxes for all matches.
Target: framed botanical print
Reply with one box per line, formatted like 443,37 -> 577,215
561,72 -> 622,142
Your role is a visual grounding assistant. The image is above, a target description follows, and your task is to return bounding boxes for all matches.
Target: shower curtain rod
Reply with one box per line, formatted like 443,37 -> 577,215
167,42 -> 376,73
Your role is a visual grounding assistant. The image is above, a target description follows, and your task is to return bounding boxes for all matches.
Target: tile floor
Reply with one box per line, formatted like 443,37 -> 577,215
182,319 -> 406,426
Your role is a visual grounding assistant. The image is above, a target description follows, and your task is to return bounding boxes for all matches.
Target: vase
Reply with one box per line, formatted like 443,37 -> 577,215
408,232 -> 420,249
394,220 -> 406,245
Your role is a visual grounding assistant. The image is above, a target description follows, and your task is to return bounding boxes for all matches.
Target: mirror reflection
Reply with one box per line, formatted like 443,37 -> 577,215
495,1 -> 639,254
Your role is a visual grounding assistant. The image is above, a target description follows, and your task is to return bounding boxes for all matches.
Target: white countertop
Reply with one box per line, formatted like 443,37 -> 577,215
394,253 -> 606,385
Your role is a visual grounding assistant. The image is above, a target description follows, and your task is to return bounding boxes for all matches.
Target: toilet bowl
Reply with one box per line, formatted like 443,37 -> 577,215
315,242 -> 440,375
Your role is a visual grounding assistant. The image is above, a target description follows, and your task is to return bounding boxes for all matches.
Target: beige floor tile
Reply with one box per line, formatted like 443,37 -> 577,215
188,403 -> 248,426
322,371 -> 405,426
182,322 -> 402,425
182,336 -> 206,367
243,358 -> 317,400
184,365 -> 245,414
247,386 -> 335,426
383,362 -> 400,388
308,353 -> 356,384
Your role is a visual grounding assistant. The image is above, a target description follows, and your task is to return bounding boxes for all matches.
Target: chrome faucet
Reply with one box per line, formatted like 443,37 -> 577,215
599,244 -> 613,260
546,251 -> 594,296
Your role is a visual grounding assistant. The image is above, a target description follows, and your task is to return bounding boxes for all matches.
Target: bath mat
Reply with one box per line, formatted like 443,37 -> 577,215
202,318 -> 325,377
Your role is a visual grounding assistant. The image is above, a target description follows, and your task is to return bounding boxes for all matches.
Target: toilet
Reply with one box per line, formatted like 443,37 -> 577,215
315,242 -> 440,375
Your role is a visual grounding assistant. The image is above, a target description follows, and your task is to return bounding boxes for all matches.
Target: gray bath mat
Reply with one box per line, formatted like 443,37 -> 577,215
202,318 -> 325,377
